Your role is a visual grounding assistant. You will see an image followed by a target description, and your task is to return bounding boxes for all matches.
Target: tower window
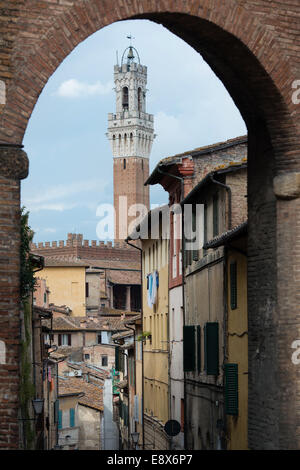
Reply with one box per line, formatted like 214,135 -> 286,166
138,87 -> 142,111
123,159 -> 126,169
122,87 -> 128,110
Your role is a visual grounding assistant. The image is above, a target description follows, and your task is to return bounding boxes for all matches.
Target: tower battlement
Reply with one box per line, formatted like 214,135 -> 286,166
31,233 -> 132,250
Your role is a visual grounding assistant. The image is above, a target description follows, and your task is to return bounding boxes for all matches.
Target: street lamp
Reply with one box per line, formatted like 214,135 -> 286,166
32,398 -> 44,415
131,431 -> 140,450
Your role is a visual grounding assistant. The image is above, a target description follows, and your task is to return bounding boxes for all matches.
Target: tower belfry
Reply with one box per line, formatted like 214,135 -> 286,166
107,42 -> 155,241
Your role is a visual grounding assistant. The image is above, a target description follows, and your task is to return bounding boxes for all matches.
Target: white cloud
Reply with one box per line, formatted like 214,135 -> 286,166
25,178 -> 107,205
43,228 -> 57,233
55,78 -> 112,98
23,178 -> 108,213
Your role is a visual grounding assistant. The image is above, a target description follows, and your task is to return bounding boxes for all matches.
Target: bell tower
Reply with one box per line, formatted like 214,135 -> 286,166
107,44 -> 155,241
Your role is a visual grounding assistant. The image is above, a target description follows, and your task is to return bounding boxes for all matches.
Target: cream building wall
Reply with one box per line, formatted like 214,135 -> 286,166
142,235 -> 170,450
37,265 -> 86,317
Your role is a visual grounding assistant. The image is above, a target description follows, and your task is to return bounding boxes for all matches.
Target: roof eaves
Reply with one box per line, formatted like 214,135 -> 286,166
203,221 -> 248,249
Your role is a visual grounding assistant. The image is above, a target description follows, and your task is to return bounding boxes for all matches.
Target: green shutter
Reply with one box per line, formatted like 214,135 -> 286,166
70,408 -> 75,427
204,322 -> 219,375
183,325 -> 195,372
225,363 -> 238,415
197,326 -> 201,373
230,262 -> 237,310
58,410 -> 62,430
213,193 -> 219,237
115,346 -> 120,371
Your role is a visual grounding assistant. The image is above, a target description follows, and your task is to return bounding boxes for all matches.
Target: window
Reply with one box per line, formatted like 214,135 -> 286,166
183,325 -> 195,372
43,292 -> 47,304
204,322 -> 219,375
230,261 -> 237,310
138,87 -> 142,111
122,86 -> 128,110
183,325 -> 201,372
225,363 -> 238,415
85,282 -> 89,298
97,334 -> 102,344
197,326 -> 201,372
213,193 -> 219,237
102,355 -> 108,367
58,334 -> 71,346
123,158 -> 126,169
84,354 -> 90,360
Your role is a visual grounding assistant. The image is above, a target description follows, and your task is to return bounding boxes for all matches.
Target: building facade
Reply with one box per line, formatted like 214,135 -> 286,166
182,163 -> 247,449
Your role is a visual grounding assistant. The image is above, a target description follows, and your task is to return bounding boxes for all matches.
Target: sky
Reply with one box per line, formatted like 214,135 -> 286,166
21,19 -> 246,243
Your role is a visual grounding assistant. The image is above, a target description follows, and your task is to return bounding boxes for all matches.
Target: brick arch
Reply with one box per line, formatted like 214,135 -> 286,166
0,0 -> 298,149
0,0 -> 299,450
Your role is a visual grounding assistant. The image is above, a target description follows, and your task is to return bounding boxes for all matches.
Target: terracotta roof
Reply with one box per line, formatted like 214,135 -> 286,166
181,163 -> 247,205
121,313 -> 141,325
99,307 -> 139,317
203,221 -> 248,249
111,330 -> 133,341
146,135 -> 247,185
41,255 -> 140,271
107,269 -> 140,285
45,315 -> 129,332
43,258 -> 89,267
80,258 -> 141,270
65,362 -> 110,380
58,376 -> 104,411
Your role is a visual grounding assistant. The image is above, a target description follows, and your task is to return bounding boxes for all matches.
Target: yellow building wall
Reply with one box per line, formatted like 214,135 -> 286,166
227,251 -> 248,450
37,266 -> 86,317
142,237 -> 169,425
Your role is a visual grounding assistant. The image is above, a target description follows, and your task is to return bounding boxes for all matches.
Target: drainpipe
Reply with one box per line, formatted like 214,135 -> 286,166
209,175 -> 232,230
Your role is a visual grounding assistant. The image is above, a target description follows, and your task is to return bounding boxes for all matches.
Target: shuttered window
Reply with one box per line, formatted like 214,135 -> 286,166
204,322 -> 219,375
58,410 -> 62,430
70,408 -> 75,427
225,363 -> 238,415
197,326 -> 201,373
183,325 -> 195,372
230,261 -> 237,310
213,193 -> 219,237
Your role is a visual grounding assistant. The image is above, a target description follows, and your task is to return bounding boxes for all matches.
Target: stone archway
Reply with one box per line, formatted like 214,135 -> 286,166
0,0 -> 299,449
